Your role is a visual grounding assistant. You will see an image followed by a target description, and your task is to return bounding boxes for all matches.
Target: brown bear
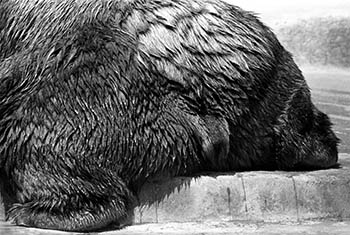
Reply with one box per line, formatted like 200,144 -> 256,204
0,0 -> 338,232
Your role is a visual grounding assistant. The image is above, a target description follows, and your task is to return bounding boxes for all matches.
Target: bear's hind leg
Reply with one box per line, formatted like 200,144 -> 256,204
6,166 -> 134,232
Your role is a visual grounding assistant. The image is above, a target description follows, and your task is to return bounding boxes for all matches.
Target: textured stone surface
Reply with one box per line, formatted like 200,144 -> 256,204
242,173 -> 298,222
3,220 -> 350,235
155,175 -> 246,223
294,173 -> 350,220
133,153 -> 350,224
134,175 -> 246,223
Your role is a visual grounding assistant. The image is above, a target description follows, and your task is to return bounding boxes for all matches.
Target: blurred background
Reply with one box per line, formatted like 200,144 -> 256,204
226,0 -> 350,154
229,0 -> 350,28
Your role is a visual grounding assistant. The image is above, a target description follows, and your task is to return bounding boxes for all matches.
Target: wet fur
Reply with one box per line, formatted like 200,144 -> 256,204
0,0 -> 338,231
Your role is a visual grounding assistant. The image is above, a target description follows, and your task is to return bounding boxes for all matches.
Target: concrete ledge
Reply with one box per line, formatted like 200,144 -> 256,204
3,221 -> 350,235
135,153 -> 350,224
1,154 -> 350,225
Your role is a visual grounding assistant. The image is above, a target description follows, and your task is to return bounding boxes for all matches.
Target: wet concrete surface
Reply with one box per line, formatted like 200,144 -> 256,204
2,220 -> 350,235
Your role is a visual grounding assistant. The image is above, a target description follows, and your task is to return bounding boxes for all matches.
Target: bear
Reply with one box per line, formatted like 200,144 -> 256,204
0,0 -> 339,232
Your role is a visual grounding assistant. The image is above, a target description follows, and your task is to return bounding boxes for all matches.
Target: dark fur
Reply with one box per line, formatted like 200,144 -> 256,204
0,0 -> 338,231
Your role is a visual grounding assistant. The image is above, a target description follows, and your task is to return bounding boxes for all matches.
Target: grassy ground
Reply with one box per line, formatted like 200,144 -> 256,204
302,67 -> 350,154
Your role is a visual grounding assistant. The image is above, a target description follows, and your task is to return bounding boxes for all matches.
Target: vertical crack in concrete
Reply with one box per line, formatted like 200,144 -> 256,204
240,175 -> 249,214
227,187 -> 232,219
291,176 -> 300,222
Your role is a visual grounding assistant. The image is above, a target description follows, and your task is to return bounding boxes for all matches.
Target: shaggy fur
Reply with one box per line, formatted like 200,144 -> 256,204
0,0 -> 338,231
